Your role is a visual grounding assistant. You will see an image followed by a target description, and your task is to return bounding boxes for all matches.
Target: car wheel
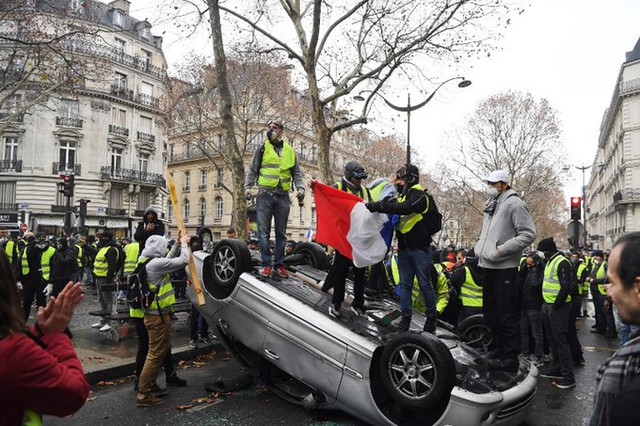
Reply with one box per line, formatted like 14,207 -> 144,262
205,239 -> 252,299
379,332 -> 455,412
456,314 -> 492,353
292,242 -> 330,270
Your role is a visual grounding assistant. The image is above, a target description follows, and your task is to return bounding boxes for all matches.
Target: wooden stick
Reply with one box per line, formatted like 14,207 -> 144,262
166,171 -> 206,306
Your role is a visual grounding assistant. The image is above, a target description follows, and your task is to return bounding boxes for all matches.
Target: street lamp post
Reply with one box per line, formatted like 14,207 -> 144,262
379,77 -> 471,165
576,164 -> 591,247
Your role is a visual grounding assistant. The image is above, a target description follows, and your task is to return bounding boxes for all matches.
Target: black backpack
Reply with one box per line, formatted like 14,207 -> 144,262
423,191 -> 442,236
126,259 -> 155,309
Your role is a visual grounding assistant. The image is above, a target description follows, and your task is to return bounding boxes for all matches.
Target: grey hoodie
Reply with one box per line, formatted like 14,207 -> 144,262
140,235 -> 189,298
475,188 -> 536,269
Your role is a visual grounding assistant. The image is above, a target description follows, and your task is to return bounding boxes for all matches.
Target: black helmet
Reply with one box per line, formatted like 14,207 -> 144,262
395,164 -> 419,184
344,161 -> 368,180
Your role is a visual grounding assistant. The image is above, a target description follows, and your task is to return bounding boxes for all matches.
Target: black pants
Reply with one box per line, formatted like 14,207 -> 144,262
322,251 -> 365,309
567,299 -> 583,360
367,261 -> 387,291
542,303 -> 574,378
458,306 -> 482,323
483,267 -> 520,359
22,276 -> 46,320
134,317 -> 176,379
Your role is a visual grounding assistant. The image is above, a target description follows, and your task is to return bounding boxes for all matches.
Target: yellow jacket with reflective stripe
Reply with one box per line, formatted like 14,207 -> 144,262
396,184 -> 429,234
6,240 -> 15,264
257,140 -> 296,191
93,246 -> 119,278
137,256 -> 176,316
21,246 -> 56,281
460,266 -> 483,308
124,242 -> 140,274
336,181 -> 372,202
390,255 -> 449,313
542,255 -> 571,304
75,244 -> 83,268
22,409 -> 42,426
576,262 -> 588,295
595,261 -> 608,295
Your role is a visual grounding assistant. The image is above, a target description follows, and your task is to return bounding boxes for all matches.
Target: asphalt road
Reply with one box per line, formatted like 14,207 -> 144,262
46,316 -> 617,426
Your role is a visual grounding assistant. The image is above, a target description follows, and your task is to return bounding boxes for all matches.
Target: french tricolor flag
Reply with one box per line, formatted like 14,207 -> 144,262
313,182 -> 394,268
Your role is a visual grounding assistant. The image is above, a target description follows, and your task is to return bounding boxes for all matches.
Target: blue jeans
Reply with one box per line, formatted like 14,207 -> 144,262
397,248 -> 436,317
257,190 -> 291,267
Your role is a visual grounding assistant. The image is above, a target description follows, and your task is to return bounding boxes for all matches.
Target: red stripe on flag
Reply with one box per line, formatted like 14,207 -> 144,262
313,182 -> 363,261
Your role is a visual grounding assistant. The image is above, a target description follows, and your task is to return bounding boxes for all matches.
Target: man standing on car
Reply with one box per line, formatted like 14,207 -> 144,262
366,164 -> 438,333
475,170 -> 536,371
589,232 -> 640,425
244,120 -> 304,279
135,207 -> 166,253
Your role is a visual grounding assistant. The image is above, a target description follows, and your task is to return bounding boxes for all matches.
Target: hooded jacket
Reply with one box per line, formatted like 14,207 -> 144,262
140,235 -> 189,308
51,238 -> 78,281
134,206 -> 166,252
475,188 -> 536,269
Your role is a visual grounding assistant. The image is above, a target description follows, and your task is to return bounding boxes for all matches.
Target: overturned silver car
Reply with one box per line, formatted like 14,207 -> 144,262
187,239 -> 537,425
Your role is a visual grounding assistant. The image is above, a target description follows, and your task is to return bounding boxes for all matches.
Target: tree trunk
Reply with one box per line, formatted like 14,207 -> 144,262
208,0 -> 247,239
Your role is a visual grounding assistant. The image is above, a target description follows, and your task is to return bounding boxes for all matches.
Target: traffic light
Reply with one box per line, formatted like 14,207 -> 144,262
570,196 -> 581,220
79,199 -> 90,216
59,174 -> 75,197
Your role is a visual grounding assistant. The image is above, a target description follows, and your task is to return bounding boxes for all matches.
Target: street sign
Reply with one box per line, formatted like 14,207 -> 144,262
18,203 -> 29,211
20,223 -> 27,232
566,220 -> 584,246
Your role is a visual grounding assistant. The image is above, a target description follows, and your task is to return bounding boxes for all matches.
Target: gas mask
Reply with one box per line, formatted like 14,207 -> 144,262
486,186 -> 499,198
36,241 -> 48,250
266,128 -> 277,142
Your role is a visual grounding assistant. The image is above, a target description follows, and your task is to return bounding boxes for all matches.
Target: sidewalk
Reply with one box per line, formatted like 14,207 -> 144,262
35,285 -> 223,385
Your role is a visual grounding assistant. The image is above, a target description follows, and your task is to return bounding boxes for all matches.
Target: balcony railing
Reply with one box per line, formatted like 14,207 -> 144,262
100,166 -> 166,187
56,116 -> 83,128
0,160 -> 22,172
0,112 -> 24,123
109,124 -> 129,137
51,205 -> 78,213
613,188 -> 640,204
134,209 -> 146,217
0,203 -> 18,211
168,147 -> 217,163
183,186 -> 190,192
198,184 -> 207,191
110,84 -> 135,102
106,207 -> 126,216
52,162 -> 81,176
137,131 -> 155,143
136,93 -> 159,108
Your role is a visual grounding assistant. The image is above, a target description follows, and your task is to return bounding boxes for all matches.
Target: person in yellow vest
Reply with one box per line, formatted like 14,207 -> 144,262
568,252 -> 587,365
135,234 -> 190,407
20,232 -> 56,320
537,237 -> 576,389
244,120 -> 304,279
450,249 -> 484,323
120,238 -> 139,303
587,249 -> 616,338
91,232 -> 121,332
366,164 -> 438,333
389,254 -> 450,315
1,230 -> 19,276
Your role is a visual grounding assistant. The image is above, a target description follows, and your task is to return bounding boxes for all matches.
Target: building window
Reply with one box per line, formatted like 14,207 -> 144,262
111,107 -> 126,127
2,94 -> 21,114
169,144 -> 174,160
112,10 -> 123,26
139,153 -> 149,173
215,168 -> 223,187
299,205 -> 304,225
114,72 -> 127,89
141,49 -> 152,69
183,199 -> 190,222
140,26 -> 150,40
218,134 -> 225,150
114,37 -> 126,53
183,170 -> 191,191
140,115 -> 152,133
0,181 -> 16,208
59,141 -> 76,171
214,196 -> 223,219
199,170 -> 207,188
59,99 -> 79,119
311,204 -> 316,224
4,136 -> 19,161
167,201 -> 173,222
199,197 -> 206,219
111,148 -> 123,170
109,187 -> 123,209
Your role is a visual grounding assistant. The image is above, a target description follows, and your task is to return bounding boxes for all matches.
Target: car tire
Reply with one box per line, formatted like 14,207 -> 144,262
292,242 -> 330,270
456,314 -> 492,353
205,239 -> 252,299
379,332 -> 455,413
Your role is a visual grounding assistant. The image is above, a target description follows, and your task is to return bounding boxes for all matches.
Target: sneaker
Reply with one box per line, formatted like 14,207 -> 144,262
99,323 -> 112,332
91,322 -> 104,329
275,265 -> 289,278
166,372 -> 187,387
349,306 -> 366,317
189,339 -> 199,349
260,267 -> 272,278
150,384 -> 168,397
328,304 -> 341,318
540,368 -> 563,380
198,336 -> 213,346
136,394 -> 164,407
423,315 -> 437,333
552,376 -> 576,389
398,315 -> 411,332
573,356 -> 586,366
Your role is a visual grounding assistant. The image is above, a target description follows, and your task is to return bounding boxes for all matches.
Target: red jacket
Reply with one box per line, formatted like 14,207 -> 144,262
0,327 -> 89,425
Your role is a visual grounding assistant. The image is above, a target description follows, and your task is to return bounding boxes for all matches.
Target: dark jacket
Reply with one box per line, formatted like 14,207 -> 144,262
23,243 -> 50,281
134,207 -> 165,252
377,186 -> 431,250
517,262 -> 543,310
96,241 -> 120,280
545,252 -> 572,309
51,241 -> 78,282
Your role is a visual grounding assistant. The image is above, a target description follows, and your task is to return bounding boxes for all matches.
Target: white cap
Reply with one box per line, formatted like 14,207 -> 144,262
486,170 -> 509,184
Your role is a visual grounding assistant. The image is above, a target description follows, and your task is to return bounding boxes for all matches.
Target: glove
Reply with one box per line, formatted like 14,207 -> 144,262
245,189 -> 252,200
17,282 -> 22,291
296,188 -> 305,201
43,283 -> 53,298
366,202 -> 382,212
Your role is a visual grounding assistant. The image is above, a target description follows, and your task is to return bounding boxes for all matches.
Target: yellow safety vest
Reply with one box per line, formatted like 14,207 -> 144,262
576,262 -> 588,295
257,140 -> 296,191
93,246 -> 119,277
75,244 -> 83,268
124,242 -> 140,274
6,240 -> 15,264
22,409 -> 42,426
542,254 -> 572,304
21,246 -> 55,281
395,184 -> 429,234
390,256 -> 448,313
139,256 -> 176,315
460,266 -> 483,308
368,180 -> 390,202
594,261 -> 608,295
336,181 -> 372,202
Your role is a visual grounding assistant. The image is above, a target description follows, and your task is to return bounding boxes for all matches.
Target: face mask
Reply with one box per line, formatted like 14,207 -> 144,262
571,258 -> 579,264
267,129 -> 277,142
486,187 -> 499,198
395,184 -> 404,193
593,259 -> 601,265
36,242 -> 47,249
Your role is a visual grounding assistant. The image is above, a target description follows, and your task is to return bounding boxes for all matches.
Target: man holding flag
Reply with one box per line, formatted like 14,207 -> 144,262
366,164 -> 437,333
